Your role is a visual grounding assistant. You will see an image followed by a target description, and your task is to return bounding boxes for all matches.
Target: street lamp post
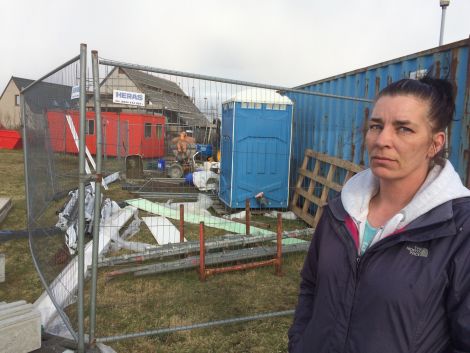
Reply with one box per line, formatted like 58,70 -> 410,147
439,0 -> 450,46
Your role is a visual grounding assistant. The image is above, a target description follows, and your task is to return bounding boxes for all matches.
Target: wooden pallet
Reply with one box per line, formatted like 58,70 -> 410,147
291,149 -> 364,228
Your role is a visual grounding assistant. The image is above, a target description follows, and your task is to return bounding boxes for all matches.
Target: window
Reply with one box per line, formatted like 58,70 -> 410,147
241,102 -> 248,109
273,104 -> 280,110
86,120 -> 95,135
15,95 -> 20,106
144,123 -> 152,138
279,104 -> 287,110
254,103 -> 262,109
266,103 -> 273,110
155,124 -> 163,139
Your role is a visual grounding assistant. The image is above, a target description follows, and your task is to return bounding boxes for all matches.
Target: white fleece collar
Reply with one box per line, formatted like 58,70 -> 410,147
341,160 -> 470,239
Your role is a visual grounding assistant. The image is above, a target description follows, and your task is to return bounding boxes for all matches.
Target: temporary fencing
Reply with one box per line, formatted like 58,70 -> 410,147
21,48 -> 85,345
82,56 -> 369,352
22,45 -> 373,353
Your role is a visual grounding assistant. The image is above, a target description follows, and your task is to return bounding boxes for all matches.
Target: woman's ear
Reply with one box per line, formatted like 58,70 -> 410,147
430,131 -> 446,157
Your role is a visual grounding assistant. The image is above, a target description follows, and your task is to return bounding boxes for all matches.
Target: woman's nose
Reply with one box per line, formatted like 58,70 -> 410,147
374,127 -> 393,147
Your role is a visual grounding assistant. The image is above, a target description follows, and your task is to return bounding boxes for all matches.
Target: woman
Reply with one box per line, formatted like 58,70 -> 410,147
288,77 -> 470,353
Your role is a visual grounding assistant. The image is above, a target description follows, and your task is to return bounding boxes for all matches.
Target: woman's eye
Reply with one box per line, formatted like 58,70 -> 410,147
397,126 -> 413,133
368,124 -> 382,131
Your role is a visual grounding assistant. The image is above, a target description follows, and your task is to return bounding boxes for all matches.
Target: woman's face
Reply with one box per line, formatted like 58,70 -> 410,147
366,94 -> 445,182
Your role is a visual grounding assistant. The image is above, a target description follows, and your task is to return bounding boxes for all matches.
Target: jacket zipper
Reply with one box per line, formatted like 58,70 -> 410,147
341,219 -> 362,353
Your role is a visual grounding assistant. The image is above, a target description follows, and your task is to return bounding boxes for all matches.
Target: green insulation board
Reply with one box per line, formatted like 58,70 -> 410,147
126,198 -> 272,235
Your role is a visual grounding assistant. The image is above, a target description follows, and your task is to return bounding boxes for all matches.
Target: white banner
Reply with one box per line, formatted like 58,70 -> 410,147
113,89 -> 145,106
70,85 -> 80,100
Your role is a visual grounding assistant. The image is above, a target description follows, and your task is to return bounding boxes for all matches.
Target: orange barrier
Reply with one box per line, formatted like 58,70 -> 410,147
0,130 -> 22,150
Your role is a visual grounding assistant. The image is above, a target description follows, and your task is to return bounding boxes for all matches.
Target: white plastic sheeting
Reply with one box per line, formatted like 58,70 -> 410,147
143,216 -> 184,245
35,204 -> 136,330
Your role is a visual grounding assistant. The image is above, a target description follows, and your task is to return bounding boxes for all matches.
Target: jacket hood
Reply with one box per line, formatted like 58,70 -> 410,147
341,160 -> 470,240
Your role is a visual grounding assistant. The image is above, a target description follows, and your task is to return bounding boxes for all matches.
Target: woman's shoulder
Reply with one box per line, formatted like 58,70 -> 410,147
450,197 -> 470,237
451,196 -> 470,216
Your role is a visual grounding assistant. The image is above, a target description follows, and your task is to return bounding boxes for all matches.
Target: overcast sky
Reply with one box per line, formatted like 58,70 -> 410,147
1,0 -> 470,91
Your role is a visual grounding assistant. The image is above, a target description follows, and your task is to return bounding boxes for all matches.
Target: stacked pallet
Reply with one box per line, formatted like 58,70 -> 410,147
291,149 -> 364,227
0,301 -> 41,353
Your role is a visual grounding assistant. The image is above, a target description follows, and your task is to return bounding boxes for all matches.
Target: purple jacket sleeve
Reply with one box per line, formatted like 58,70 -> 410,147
447,219 -> 470,352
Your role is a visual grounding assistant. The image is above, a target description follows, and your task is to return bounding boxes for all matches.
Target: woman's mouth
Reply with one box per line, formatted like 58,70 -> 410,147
371,156 -> 395,163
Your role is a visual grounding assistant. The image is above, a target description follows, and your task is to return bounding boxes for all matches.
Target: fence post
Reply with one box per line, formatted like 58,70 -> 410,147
77,43 -> 87,353
245,198 -> 250,236
180,204 -> 185,243
199,222 -> 206,281
275,213 -> 283,276
89,50 -> 103,347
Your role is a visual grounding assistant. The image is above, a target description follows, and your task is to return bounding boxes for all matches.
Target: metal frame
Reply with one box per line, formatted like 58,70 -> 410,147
77,42 -> 87,353
21,57 -> 80,342
89,50 -> 104,346
99,58 -> 373,103
96,310 -> 295,344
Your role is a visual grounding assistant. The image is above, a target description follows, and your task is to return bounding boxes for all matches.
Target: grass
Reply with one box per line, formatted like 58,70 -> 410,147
0,149 -> 308,352
0,149 -> 43,303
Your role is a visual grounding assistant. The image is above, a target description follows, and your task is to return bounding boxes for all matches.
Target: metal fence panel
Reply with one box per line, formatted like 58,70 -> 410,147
22,55 -> 82,340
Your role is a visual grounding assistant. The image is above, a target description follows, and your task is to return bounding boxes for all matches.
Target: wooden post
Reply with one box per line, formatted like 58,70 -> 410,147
199,222 -> 206,281
275,212 -> 283,276
179,204 -> 184,243
245,198 -> 250,236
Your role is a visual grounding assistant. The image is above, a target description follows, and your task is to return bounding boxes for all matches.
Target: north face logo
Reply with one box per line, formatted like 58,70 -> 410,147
406,245 -> 429,258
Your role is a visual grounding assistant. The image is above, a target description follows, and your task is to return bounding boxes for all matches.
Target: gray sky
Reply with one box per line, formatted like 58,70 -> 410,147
1,0 -> 469,91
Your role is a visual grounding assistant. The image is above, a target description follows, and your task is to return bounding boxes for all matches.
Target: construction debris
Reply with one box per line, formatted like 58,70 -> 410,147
98,228 -> 313,268
106,241 -> 310,279
127,198 -> 272,235
191,170 -> 219,191
35,204 -> 136,329
143,216 -> 184,245
0,198 -> 12,224
0,254 -> 4,283
165,193 -> 213,216
263,210 -> 298,220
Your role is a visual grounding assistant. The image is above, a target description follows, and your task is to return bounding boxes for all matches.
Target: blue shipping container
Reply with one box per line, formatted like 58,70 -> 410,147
286,38 -> 470,188
219,90 -> 293,208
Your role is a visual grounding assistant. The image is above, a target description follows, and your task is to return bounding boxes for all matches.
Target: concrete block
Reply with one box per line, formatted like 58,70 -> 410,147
0,301 -> 41,353
0,253 -> 4,283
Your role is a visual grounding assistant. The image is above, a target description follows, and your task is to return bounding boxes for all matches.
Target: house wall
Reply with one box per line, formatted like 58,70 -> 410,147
0,81 -> 21,129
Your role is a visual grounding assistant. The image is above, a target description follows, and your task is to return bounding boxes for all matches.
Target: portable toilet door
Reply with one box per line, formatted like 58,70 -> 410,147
219,101 -> 234,206
219,89 -> 293,209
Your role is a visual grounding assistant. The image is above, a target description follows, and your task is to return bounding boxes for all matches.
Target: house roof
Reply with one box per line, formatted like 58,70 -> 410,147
0,76 -> 75,112
120,68 -> 209,126
12,77 -> 34,91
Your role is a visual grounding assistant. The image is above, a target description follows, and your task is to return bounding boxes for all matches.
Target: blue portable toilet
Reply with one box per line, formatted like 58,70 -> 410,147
219,89 -> 293,209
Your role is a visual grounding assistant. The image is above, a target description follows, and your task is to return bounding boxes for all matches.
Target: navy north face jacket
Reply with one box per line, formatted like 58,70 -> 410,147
288,162 -> 470,353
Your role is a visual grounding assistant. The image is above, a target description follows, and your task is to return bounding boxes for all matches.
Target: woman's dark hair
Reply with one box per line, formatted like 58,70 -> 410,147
376,76 -> 455,133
